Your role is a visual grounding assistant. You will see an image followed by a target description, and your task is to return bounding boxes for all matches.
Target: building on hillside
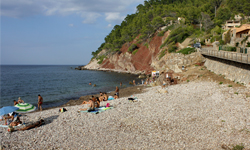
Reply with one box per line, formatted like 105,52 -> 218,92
222,14 -> 250,30
230,24 -> 250,46
222,20 -> 241,30
229,24 -> 250,54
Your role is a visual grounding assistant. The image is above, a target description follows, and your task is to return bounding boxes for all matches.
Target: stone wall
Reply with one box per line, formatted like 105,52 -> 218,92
204,56 -> 250,87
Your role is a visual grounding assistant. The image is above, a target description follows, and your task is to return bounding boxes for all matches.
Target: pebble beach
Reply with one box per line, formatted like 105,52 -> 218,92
1,80 -> 250,149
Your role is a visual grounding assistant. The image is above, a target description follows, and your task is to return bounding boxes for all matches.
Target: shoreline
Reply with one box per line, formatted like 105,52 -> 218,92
37,84 -> 150,112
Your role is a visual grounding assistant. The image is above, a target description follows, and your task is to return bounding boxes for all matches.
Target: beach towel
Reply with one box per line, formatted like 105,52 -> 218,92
80,107 -> 113,114
0,125 -> 8,128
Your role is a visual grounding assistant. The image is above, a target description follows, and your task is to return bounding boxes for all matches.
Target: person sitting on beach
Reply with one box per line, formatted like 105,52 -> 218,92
99,94 -> 104,102
90,95 -> 99,108
95,97 -> 100,108
133,80 -> 136,85
18,119 -> 44,131
79,99 -> 95,111
103,93 -> 108,101
18,97 -> 24,103
92,95 -> 96,102
120,82 -> 122,87
114,94 -> 118,99
3,112 -> 20,125
14,100 -> 19,105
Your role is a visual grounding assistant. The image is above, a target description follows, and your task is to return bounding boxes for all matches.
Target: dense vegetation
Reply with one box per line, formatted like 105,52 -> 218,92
92,0 -> 250,60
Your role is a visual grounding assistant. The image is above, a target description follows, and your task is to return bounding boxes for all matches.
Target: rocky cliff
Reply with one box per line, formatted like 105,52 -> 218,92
84,30 -> 204,75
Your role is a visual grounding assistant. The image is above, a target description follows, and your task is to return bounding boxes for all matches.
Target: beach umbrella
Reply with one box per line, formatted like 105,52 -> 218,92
0,106 -> 19,116
14,103 -> 36,113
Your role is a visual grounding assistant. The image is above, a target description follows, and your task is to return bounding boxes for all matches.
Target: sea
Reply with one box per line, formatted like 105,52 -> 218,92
0,65 -> 141,108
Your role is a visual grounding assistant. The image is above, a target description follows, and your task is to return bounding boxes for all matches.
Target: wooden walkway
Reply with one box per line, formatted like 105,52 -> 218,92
201,48 -> 250,65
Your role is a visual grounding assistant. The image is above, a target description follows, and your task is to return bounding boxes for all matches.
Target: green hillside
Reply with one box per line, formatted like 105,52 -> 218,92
91,0 -> 250,60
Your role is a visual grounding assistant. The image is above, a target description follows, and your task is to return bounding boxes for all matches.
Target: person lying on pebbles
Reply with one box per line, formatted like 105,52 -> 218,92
18,119 -> 44,131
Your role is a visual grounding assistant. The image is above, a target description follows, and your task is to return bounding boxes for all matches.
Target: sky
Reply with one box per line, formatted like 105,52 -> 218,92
0,0 -> 145,65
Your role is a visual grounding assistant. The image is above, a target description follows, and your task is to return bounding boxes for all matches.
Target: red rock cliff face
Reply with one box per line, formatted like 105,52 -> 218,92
99,32 -> 167,74
84,31 -> 169,75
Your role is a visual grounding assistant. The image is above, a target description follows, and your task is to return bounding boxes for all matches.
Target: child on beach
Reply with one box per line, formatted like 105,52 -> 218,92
114,94 -> 118,99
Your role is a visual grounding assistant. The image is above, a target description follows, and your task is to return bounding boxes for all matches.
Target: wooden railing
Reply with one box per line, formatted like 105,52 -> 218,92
201,48 -> 250,64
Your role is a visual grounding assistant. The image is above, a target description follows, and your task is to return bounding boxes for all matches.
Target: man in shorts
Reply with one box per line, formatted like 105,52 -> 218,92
38,94 -> 43,111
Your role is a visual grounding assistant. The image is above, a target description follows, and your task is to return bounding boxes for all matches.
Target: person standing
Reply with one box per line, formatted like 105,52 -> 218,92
115,86 -> 119,98
162,80 -> 166,89
141,79 -> 144,85
38,94 -> 43,111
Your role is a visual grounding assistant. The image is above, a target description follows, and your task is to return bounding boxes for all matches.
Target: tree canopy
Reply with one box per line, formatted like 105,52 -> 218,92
91,0 -> 250,59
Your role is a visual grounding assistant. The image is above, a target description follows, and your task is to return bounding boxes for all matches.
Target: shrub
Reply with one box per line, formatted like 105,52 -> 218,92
97,55 -> 106,64
136,40 -> 142,44
132,49 -> 138,55
219,39 -> 224,45
177,47 -> 195,55
168,45 -> 178,53
247,42 -> 250,47
200,41 -> 205,45
159,49 -> 167,60
161,25 -> 194,48
128,44 -> 138,52
228,85 -> 232,87
236,42 -> 239,47
220,45 -> 237,52
144,43 -> 149,48
232,144 -> 244,150
157,31 -> 165,36
219,82 -> 223,84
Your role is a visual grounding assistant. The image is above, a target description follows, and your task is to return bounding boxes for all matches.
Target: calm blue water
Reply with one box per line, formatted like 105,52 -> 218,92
0,65 -> 140,108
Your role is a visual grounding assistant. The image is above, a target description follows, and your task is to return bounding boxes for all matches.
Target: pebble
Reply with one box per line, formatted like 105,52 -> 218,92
0,81 -> 250,149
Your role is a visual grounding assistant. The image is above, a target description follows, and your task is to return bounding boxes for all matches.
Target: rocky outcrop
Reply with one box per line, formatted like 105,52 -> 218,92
84,30 -> 204,75
84,31 -> 169,74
